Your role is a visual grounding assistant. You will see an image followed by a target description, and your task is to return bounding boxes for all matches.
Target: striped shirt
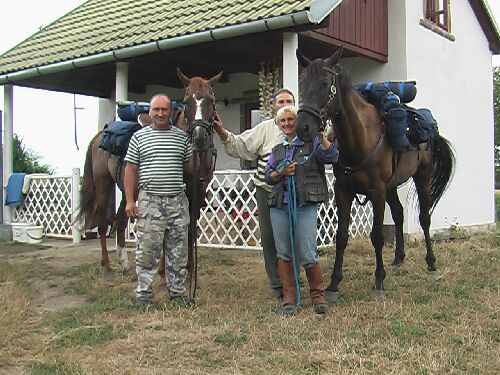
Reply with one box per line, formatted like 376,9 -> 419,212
222,118 -> 283,192
124,126 -> 192,196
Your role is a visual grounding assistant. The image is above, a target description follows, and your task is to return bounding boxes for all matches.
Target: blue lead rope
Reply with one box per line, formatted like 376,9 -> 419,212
286,174 -> 301,309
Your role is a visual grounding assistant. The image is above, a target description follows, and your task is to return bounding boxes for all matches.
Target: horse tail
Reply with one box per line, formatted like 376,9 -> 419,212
429,135 -> 455,212
77,132 -> 102,229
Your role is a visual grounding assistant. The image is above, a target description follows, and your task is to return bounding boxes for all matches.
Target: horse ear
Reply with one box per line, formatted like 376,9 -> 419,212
207,71 -> 223,86
326,46 -> 344,67
296,49 -> 311,67
177,67 -> 191,88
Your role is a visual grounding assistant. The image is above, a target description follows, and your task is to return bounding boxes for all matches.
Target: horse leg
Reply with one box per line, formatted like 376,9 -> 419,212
98,222 -> 113,280
95,182 -> 114,279
386,188 -> 405,266
115,196 -> 131,276
412,169 -> 437,273
326,186 -> 354,304
370,189 -> 387,297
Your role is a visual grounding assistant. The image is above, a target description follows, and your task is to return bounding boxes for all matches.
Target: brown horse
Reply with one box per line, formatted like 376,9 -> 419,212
295,48 -> 455,302
170,68 -> 222,298
78,68 -> 221,283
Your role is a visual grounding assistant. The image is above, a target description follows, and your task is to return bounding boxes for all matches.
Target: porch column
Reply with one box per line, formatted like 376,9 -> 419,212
115,62 -> 129,107
2,84 -> 13,224
282,33 -> 299,102
115,62 -> 129,247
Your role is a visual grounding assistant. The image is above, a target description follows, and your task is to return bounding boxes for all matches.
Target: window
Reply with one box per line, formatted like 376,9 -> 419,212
420,0 -> 454,41
425,0 -> 450,32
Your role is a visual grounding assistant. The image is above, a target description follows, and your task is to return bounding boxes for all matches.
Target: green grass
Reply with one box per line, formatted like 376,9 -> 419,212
30,360 -> 85,375
50,323 -> 131,349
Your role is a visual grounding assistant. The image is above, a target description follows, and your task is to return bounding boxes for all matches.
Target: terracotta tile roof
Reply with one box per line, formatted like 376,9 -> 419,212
0,0 -> 314,75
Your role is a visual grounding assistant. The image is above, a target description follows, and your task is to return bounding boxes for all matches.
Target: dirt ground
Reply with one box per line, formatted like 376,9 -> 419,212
0,238 -> 128,314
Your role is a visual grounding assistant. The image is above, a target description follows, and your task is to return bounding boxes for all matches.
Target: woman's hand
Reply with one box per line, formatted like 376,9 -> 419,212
280,162 -> 297,177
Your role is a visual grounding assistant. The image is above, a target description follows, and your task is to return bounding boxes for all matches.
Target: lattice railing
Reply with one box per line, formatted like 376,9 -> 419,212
12,170 -> 373,247
194,170 -> 372,250
13,174 -> 75,238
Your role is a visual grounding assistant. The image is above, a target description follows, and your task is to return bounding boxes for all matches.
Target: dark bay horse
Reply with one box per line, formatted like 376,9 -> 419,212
78,69 -> 221,284
295,48 -> 455,302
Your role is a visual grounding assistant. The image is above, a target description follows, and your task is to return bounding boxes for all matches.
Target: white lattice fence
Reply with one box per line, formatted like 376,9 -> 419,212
13,174 -> 75,238
194,170 -> 373,250
12,170 -> 373,246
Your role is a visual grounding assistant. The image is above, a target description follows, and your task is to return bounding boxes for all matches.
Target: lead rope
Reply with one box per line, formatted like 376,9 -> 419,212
287,173 -> 301,310
189,150 -> 199,300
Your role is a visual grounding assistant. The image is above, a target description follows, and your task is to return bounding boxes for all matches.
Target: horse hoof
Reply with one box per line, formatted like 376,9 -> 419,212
427,270 -> 440,278
374,289 -> 386,300
103,270 -> 114,280
391,260 -> 404,267
326,291 -> 340,304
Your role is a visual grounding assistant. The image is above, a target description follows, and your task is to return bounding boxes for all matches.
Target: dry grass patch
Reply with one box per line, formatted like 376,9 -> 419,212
0,230 -> 499,374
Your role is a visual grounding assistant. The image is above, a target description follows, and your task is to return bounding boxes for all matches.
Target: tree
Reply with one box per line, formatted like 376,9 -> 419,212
494,67 -> 500,187
13,134 -> 55,174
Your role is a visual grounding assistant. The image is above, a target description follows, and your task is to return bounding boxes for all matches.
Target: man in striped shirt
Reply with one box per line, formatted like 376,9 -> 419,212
124,93 -> 192,306
213,89 -> 295,300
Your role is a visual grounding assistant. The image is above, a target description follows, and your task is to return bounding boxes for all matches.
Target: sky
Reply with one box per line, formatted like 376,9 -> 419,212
1,0 -> 500,175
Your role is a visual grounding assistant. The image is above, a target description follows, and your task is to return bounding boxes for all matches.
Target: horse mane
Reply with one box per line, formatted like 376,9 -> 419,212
303,59 -> 353,99
335,64 -> 353,96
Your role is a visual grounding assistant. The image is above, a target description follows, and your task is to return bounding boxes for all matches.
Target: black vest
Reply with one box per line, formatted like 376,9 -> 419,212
267,142 -> 329,208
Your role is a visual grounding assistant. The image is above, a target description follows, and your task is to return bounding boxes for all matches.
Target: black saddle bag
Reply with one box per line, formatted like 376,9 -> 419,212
99,121 -> 142,156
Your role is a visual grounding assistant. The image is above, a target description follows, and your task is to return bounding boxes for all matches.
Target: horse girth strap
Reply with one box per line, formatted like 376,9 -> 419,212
337,134 -> 385,175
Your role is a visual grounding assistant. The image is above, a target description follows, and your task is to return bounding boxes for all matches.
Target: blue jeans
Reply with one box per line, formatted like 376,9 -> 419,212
270,203 -> 319,269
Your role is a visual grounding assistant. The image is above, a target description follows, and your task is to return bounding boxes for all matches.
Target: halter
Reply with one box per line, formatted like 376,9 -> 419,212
297,66 -> 343,133
183,88 -> 217,139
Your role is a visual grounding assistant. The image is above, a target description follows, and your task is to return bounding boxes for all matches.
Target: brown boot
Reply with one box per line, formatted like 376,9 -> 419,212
305,263 -> 328,314
278,259 -> 297,315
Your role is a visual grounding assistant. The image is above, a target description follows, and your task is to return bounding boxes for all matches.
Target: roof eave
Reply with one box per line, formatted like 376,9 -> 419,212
0,10 -> 321,85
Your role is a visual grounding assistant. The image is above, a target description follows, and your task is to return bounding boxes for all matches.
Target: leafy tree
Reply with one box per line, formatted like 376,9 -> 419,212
13,134 -> 55,174
494,67 -> 500,187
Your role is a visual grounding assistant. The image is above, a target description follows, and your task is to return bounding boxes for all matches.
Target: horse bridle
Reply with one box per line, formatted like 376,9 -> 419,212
298,65 -> 384,179
182,91 -> 218,182
182,89 -> 218,300
297,66 -> 343,133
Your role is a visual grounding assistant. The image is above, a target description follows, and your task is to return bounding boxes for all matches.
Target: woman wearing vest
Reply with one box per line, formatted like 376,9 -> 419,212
265,106 -> 339,315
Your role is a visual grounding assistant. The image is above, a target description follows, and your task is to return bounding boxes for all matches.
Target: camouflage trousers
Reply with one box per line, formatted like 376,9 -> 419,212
135,190 -> 190,302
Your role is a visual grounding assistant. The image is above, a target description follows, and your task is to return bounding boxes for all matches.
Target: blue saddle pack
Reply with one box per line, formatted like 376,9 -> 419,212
117,101 -> 150,122
99,121 -> 142,157
406,108 -> 439,144
356,81 -> 438,150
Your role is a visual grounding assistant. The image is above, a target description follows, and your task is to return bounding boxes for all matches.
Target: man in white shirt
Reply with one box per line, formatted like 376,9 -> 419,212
213,89 -> 295,299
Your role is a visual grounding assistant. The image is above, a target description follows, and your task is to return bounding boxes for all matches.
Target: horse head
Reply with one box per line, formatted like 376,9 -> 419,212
177,68 -> 223,151
295,47 -> 345,142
